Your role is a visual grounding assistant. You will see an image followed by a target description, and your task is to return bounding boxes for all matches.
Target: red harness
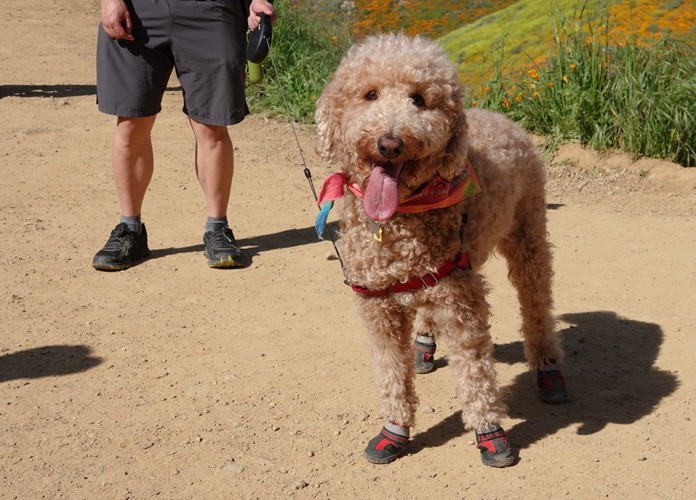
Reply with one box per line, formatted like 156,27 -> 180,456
350,252 -> 471,296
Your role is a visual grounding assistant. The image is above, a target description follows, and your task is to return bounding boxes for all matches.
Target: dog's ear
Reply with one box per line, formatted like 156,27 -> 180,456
314,79 -> 344,164
444,92 -> 470,173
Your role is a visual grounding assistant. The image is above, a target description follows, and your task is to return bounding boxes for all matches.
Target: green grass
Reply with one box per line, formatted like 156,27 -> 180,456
245,0 -> 350,123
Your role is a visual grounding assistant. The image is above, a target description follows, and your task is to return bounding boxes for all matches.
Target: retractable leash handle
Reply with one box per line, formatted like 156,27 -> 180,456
246,9 -> 273,84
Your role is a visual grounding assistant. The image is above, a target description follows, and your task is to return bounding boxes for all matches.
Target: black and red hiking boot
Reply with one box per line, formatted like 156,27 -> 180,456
537,362 -> 569,404
413,338 -> 437,374
364,424 -> 409,464
475,427 -> 515,467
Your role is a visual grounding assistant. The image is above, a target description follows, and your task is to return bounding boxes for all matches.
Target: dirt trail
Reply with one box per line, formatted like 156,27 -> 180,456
1,1 -> 695,498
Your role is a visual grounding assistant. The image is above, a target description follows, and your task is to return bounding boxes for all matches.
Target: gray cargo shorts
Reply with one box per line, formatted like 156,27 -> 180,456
97,0 -> 249,126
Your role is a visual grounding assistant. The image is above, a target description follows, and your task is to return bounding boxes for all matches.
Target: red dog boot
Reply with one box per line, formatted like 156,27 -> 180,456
537,359 -> 569,404
364,422 -> 409,464
476,426 -> 515,467
413,334 -> 436,374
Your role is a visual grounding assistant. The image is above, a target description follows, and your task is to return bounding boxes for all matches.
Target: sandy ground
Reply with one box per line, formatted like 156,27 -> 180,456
2,1 -> 696,498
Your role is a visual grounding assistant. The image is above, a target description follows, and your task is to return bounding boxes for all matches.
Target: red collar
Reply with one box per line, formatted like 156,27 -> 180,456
349,252 -> 471,296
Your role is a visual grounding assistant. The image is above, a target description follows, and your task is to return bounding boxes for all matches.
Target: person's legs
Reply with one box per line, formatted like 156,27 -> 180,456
93,115 -> 157,271
113,115 -> 157,217
189,118 -> 233,218
190,118 -> 243,268
165,1 -> 246,268
94,0 -> 174,271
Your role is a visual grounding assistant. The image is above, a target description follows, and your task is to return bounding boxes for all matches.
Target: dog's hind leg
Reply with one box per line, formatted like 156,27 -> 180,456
412,314 -> 437,374
497,191 -> 563,368
498,191 -> 568,403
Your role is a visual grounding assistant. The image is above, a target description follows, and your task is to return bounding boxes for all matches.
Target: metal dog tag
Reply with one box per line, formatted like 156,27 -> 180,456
369,220 -> 383,242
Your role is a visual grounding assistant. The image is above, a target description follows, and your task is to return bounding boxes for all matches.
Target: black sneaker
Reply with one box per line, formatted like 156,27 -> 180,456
92,223 -> 150,271
203,226 -> 243,268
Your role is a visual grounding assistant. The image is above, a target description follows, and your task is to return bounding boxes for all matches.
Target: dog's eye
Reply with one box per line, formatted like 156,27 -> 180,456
364,90 -> 378,101
410,94 -> 426,108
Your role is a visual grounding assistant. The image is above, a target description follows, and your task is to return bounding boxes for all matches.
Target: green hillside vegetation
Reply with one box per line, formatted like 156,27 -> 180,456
439,0 -> 696,94
445,1 -> 696,166
440,0 -> 587,93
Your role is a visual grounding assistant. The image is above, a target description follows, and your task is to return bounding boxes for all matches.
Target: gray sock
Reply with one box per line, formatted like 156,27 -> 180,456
384,421 -> 409,438
541,361 -> 559,372
206,216 -> 228,233
415,334 -> 435,345
120,215 -> 142,233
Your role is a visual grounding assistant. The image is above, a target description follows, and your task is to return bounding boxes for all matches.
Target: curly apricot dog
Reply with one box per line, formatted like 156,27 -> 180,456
314,34 -> 567,467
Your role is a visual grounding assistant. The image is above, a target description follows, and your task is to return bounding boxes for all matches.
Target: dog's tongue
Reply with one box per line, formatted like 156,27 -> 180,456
363,162 -> 403,221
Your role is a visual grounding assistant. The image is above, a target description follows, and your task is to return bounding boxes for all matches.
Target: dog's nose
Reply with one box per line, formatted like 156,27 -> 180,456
377,134 -> 404,159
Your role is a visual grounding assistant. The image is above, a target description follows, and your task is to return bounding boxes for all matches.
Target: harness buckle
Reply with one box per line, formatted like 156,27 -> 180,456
420,272 -> 439,288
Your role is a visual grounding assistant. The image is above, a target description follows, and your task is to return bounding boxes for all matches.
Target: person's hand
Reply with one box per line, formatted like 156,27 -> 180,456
248,0 -> 277,31
100,0 -> 134,41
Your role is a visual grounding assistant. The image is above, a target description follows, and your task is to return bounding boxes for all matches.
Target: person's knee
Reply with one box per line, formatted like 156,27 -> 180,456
115,116 -> 156,144
191,121 -> 231,145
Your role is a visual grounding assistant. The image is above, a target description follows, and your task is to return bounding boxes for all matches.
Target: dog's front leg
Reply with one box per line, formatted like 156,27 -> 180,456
357,296 -> 417,464
429,273 -> 515,467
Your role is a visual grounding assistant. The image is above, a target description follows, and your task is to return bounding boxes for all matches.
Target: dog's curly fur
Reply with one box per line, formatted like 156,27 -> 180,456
315,34 -> 563,435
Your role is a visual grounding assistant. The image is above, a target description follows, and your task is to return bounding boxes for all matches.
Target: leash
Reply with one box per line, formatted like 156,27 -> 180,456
250,16 -> 347,273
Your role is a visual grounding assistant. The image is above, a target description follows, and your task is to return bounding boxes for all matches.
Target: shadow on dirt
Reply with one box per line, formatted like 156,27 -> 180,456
0,345 -> 102,382
0,84 -> 183,100
142,223 -> 332,266
501,310 -> 678,448
409,310 -> 678,454
0,84 -> 97,99
238,222 -> 338,258
408,410 -> 465,456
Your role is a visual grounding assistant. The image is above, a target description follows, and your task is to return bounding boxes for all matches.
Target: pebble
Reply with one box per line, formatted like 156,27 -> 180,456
294,480 -> 309,490
220,462 -> 245,474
